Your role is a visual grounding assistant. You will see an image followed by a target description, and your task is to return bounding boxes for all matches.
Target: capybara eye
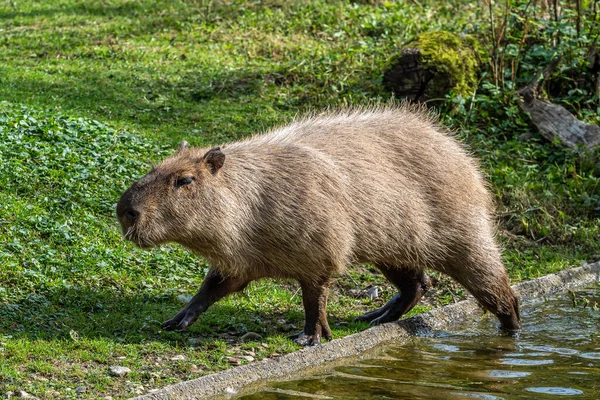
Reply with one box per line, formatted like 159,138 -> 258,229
175,176 -> 194,188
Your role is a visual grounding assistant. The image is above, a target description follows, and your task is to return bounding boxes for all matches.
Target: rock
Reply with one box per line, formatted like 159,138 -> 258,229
16,392 -> 38,399
366,286 -> 379,300
384,31 -> 479,103
276,319 -> 290,330
109,366 -> 131,377
75,386 -> 87,394
240,332 -> 262,342
240,355 -> 254,362
260,343 -> 270,349
227,356 -> 241,366
176,294 -> 193,304
169,354 -> 186,361
349,287 -> 379,299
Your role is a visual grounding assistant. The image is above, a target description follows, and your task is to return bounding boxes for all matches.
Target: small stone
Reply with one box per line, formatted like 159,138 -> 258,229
277,319 -> 295,331
6,392 -> 14,398
109,366 -> 131,377
177,294 -> 193,304
261,343 -> 270,349
268,353 -> 280,359
169,354 -> 185,361
103,397 -> 113,400
286,323 -> 298,331
227,356 -> 241,366
116,356 -> 126,360
241,355 -> 254,362
17,392 -> 38,399
348,289 -> 362,297
242,350 -> 256,357
240,332 -> 262,342
366,286 -> 379,300
75,386 -> 87,394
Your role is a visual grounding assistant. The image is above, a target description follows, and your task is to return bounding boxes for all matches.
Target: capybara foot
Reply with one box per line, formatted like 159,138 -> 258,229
355,293 -> 402,323
162,308 -> 201,331
290,331 -> 321,346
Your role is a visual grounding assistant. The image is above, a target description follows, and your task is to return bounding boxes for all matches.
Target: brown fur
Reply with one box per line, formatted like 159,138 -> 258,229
117,105 -> 520,344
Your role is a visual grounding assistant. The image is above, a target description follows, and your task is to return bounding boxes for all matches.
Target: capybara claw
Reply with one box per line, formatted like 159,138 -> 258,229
162,319 -> 179,331
292,332 -> 320,347
354,309 -> 384,323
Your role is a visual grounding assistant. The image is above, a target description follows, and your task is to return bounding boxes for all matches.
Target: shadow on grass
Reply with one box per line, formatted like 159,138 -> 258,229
1,65 -> 299,143
2,1 -> 242,27
0,288 -> 307,345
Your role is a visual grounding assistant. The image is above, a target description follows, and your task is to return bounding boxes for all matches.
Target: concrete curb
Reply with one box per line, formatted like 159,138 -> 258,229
135,262 -> 600,400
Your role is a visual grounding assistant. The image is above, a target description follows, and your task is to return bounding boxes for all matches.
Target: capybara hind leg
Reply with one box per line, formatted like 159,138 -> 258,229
163,268 -> 249,331
290,279 -> 332,346
355,265 -> 430,325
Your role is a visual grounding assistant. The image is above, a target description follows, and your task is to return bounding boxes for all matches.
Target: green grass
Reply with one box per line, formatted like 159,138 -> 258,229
1,0 -> 599,399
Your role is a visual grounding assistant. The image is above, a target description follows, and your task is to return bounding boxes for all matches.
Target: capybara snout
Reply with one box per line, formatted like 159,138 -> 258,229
118,105 -> 521,345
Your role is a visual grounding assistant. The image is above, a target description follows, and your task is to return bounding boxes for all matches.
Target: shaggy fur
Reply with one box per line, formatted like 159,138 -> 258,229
117,105 -> 521,344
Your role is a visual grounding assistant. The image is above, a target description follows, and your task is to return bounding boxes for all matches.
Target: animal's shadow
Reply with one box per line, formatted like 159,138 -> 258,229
0,287 -> 336,346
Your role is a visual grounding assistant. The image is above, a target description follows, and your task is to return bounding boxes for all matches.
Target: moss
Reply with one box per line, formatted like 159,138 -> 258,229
417,30 -> 480,99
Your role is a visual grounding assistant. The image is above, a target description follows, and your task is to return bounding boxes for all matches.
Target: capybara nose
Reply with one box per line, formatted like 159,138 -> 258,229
124,209 -> 140,223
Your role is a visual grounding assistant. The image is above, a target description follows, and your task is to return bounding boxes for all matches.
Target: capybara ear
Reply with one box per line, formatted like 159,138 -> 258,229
202,147 -> 225,174
177,141 -> 189,153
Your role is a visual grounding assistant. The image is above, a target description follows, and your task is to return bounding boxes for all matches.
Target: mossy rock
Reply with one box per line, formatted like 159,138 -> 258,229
384,30 -> 480,103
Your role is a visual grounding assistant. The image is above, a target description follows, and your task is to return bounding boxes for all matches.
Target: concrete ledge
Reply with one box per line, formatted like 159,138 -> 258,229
135,262 -> 600,400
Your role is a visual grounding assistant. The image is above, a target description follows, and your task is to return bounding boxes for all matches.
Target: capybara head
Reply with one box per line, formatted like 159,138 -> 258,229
116,141 -> 225,249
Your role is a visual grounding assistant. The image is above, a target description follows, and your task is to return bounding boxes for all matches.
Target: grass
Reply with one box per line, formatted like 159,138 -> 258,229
1,0 -> 599,399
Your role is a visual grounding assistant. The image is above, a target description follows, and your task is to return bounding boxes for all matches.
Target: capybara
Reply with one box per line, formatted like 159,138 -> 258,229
117,105 -> 520,346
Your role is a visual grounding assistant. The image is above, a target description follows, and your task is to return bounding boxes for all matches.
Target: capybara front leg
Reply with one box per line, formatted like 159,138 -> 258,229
355,266 -> 430,325
473,281 -> 521,332
290,280 -> 332,346
445,256 -> 521,332
163,268 -> 249,331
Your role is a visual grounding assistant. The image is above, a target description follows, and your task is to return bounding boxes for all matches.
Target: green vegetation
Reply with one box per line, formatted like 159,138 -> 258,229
1,0 -> 598,399
417,30 -> 480,99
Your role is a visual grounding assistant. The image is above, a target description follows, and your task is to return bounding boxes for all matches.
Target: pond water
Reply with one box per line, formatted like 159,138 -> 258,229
239,287 -> 600,399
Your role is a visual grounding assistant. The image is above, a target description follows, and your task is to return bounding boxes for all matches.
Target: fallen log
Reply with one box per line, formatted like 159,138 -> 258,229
517,59 -> 600,151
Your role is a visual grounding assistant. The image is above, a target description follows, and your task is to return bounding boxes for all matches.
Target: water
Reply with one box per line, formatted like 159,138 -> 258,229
239,288 -> 600,399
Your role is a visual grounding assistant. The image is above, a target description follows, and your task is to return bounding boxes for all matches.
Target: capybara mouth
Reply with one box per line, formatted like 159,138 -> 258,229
123,227 -> 156,249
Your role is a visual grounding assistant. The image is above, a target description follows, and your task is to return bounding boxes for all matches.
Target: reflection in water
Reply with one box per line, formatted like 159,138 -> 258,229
239,287 -> 600,399
525,387 -> 584,395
